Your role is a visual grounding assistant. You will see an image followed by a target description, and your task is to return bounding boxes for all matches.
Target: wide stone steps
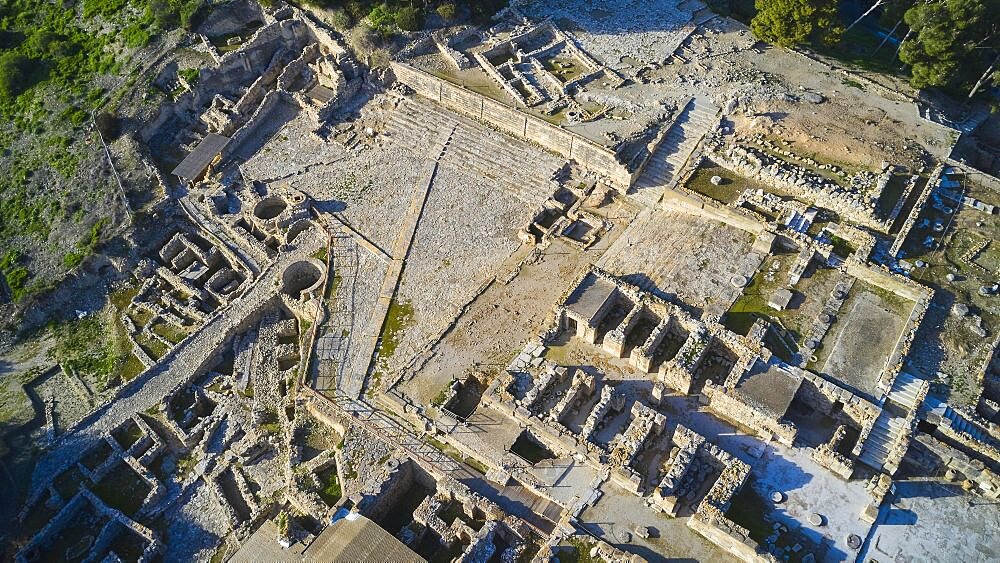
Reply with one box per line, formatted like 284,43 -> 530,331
887,371 -> 926,410
388,100 -> 561,206
629,97 -> 718,207
858,411 -> 906,469
942,406 -> 988,442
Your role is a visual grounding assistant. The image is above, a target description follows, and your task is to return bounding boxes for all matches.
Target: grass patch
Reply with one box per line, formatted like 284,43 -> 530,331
260,407 -> 282,435
150,321 -> 189,344
684,160 -> 747,204
724,253 -> 797,337
316,465 -> 342,506
134,331 -> 169,360
0,367 -> 38,433
827,234 -> 857,259
50,309 -> 135,390
370,298 -> 414,393
558,537 -> 605,563
425,435 -> 488,474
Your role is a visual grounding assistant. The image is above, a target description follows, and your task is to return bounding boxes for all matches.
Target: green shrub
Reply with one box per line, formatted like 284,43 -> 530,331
178,67 -> 200,85
58,106 -> 88,127
0,52 -> 29,101
122,24 -> 152,48
63,251 -> 86,268
395,6 -> 423,31
436,2 -> 457,21
368,3 -> 395,32
345,0 -> 369,19
328,8 -> 352,30
82,0 -> 128,19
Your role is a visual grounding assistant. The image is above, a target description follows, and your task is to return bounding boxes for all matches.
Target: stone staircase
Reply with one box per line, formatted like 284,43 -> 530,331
387,98 -> 563,206
858,410 -> 908,469
938,402 -> 989,443
629,96 -> 719,207
858,372 -> 929,471
886,371 -> 926,410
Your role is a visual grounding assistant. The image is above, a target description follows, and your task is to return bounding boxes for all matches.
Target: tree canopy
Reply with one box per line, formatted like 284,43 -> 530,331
899,0 -> 1000,92
750,0 -> 843,47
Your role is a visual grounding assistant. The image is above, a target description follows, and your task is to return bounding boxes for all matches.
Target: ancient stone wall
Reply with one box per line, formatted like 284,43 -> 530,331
223,90 -> 290,159
688,514 -> 775,563
661,188 -> 772,243
703,382 -> 797,447
890,163 -> 944,257
795,373 -> 879,429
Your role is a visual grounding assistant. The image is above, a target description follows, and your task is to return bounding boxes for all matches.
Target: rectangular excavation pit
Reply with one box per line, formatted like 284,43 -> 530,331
90,462 -> 152,517
557,381 -> 604,434
783,394 -> 841,449
510,430 -> 557,465
528,371 -> 574,416
553,187 -> 578,206
593,297 -> 634,345
218,468 -> 253,522
540,52 -> 588,83
39,502 -> 110,562
649,318 -> 690,372
562,219 -> 595,245
589,398 -> 634,449
692,339 -> 738,392
104,520 -> 152,561
169,389 -> 216,430
315,465 -> 342,507
535,207 -> 563,229
444,377 -> 484,420
668,450 -> 724,517
622,312 -> 661,358
81,440 -> 114,472
413,528 -> 467,563
440,500 -> 487,532
375,481 -> 435,536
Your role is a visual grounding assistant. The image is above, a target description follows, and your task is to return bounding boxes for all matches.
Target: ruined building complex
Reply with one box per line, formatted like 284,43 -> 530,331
9,1 -> 1000,562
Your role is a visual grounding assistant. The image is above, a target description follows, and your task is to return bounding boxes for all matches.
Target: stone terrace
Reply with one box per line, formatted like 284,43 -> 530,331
598,209 -> 764,314
386,95 -> 566,207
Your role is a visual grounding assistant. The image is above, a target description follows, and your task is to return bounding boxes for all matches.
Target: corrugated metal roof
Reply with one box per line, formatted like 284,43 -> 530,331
228,515 -> 425,563
303,514 -> 425,562
171,134 -> 230,181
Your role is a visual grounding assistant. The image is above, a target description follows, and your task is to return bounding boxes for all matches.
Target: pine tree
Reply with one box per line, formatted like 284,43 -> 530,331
899,0 -> 999,92
751,0 -> 844,47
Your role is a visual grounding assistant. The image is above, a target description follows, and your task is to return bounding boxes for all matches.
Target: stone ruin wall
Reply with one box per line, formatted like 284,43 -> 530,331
795,372 -> 880,430
844,261 -> 931,394
889,163 -> 945,257
702,382 -> 797,447
686,450 -> 777,563
912,433 -> 1000,499
687,512 -> 777,563
660,188 -> 776,253
811,425 -> 855,479
390,62 -> 632,187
